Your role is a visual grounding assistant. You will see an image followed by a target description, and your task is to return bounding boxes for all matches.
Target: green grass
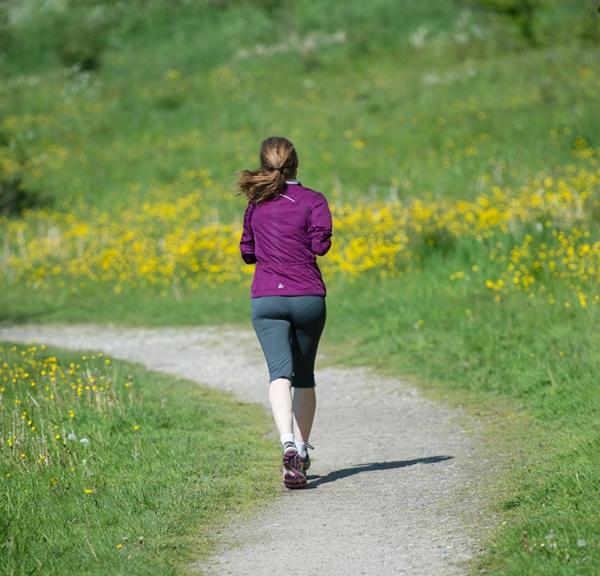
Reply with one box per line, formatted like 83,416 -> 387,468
0,343 -> 279,575
0,280 -> 253,327
1,1 -> 598,217
2,0 -> 600,574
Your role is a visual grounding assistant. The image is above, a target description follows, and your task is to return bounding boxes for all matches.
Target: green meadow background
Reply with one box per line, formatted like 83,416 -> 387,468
1,0 -> 600,574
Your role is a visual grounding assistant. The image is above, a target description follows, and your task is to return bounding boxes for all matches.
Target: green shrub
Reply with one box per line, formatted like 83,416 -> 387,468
49,3 -> 114,71
577,3 -> 600,44
0,0 -> 116,72
463,0 -> 542,45
0,127 -> 45,216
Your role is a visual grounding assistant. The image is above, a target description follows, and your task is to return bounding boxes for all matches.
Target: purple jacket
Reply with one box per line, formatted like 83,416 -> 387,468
239,180 -> 333,298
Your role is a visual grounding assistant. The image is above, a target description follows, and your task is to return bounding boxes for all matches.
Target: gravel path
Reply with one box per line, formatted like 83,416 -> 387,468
0,322 -> 494,575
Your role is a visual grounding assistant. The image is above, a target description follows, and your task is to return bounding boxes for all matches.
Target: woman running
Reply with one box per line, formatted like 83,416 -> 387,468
237,136 -> 333,489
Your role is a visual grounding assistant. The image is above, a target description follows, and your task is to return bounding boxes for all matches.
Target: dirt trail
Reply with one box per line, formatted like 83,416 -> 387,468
0,322 -> 494,575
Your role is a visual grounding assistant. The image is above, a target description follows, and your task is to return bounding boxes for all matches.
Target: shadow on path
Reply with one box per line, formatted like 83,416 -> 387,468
305,455 -> 453,489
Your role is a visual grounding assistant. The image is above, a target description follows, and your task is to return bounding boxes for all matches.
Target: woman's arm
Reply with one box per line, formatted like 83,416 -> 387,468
239,201 -> 257,264
307,193 -> 333,256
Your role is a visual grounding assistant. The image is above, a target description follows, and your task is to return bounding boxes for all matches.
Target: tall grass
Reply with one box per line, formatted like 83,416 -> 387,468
0,342 -> 279,575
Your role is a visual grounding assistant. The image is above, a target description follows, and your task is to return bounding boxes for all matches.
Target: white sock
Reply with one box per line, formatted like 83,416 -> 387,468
295,439 -> 307,458
280,432 -> 295,446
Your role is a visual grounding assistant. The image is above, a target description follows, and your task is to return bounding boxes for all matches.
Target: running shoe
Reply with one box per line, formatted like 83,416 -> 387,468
282,441 -> 306,489
298,442 -> 314,474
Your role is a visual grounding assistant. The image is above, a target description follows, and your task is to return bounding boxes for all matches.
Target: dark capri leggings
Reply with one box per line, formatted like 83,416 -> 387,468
251,295 -> 326,388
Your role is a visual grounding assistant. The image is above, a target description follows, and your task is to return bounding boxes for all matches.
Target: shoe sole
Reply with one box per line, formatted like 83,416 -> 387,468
282,448 -> 307,489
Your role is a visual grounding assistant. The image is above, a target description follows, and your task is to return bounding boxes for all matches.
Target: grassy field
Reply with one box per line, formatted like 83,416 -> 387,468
0,342 -> 279,575
2,0 -> 600,574
1,1 -> 598,215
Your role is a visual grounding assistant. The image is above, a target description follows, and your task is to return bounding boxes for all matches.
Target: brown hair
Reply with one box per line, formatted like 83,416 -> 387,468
236,136 -> 299,204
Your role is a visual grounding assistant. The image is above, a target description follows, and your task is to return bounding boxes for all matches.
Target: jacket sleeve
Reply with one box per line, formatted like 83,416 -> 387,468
239,201 -> 257,264
307,193 -> 333,256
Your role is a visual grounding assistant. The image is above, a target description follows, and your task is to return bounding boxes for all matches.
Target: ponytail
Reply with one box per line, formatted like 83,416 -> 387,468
237,165 -> 286,205
236,136 -> 299,205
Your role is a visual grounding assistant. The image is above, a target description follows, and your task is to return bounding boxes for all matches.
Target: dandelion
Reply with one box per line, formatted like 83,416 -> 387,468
1,346 -> 140,469
0,151 -> 598,308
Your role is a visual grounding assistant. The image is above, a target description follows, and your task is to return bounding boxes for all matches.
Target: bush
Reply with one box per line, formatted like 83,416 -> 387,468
0,127 -> 45,216
577,3 -> 600,44
49,3 -> 114,71
0,175 -> 43,217
462,0 -> 542,46
0,0 -> 116,72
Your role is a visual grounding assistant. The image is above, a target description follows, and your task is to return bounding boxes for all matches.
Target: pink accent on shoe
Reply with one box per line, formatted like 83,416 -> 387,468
282,446 -> 307,489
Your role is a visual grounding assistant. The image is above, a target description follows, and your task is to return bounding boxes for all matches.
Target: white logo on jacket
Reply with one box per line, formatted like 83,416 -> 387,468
278,283 -> 284,288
